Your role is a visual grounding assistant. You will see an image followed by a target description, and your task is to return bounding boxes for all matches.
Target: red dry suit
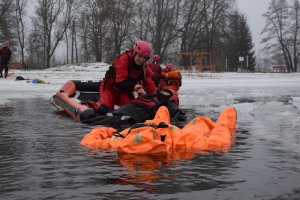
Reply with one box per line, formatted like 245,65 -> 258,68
96,50 -> 156,110
148,63 -> 162,87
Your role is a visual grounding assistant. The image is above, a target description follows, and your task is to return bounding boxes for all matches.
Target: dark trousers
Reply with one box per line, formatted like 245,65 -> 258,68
0,62 -> 8,76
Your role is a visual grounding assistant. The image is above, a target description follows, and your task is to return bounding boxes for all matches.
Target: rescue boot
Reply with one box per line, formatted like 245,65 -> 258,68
4,73 -> 7,78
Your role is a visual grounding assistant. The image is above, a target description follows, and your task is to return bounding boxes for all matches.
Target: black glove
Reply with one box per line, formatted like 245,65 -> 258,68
157,90 -> 171,104
97,105 -> 111,115
178,109 -> 186,115
117,80 -> 135,93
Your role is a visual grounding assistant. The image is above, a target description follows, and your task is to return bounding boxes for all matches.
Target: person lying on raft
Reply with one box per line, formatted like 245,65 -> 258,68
82,88 -> 186,130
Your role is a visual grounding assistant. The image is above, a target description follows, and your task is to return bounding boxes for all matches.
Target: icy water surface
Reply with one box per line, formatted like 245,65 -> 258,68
0,96 -> 300,200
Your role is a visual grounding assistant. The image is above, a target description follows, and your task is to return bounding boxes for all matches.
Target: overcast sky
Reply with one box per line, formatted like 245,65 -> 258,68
236,0 -> 271,53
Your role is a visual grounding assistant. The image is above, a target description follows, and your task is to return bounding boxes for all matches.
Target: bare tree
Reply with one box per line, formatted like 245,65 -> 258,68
261,0 -> 296,72
77,12 -> 91,62
73,20 -> 78,63
290,0 -> 300,71
64,28 -> 69,63
202,0 -> 233,52
27,27 -> 44,68
135,0 -> 151,42
180,0 -> 208,52
15,0 -> 27,69
68,20 -> 78,63
19,0 -> 250,71
31,0 -> 74,68
65,0 -> 81,64
178,0 -> 234,70
140,0 -> 181,59
179,0 -> 233,53
0,0 -> 15,45
79,0 -> 110,62
109,0 -> 135,59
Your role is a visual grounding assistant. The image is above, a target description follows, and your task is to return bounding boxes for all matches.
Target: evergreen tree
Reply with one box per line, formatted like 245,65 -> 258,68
225,11 -> 256,72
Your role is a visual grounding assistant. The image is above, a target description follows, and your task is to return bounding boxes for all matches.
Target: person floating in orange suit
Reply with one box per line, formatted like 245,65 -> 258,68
80,106 -> 238,154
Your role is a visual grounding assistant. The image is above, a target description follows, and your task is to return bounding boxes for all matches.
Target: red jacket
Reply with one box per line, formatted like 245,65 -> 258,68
149,63 -> 161,77
0,47 -> 11,64
99,50 -> 156,110
148,63 -> 162,87
113,50 -> 156,94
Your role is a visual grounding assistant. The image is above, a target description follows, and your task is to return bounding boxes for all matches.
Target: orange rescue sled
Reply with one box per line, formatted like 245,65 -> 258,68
52,80 -> 100,121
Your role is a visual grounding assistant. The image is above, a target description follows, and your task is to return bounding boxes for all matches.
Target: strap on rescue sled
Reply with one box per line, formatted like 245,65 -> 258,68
112,122 -> 169,139
126,122 -> 169,135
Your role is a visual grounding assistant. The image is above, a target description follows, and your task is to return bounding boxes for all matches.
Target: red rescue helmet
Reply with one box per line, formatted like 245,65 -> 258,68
153,55 -> 160,63
166,63 -> 175,71
132,40 -> 152,59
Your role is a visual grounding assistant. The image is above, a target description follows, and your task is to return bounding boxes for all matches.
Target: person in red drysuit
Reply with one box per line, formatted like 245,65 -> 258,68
90,41 -> 156,115
148,54 -> 162,88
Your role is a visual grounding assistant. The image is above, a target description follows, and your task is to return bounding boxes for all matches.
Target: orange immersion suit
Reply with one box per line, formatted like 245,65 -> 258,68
80,106 -> 237,154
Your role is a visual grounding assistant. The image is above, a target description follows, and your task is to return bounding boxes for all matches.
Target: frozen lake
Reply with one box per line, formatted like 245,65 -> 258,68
0,67 -> 300,199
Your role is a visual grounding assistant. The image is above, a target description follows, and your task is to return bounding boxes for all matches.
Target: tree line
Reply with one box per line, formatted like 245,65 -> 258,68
261,0 -> 300,72
4,0 -> 295,72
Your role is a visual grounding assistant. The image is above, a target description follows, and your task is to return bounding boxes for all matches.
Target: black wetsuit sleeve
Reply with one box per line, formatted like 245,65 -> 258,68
117,80 -> 135,93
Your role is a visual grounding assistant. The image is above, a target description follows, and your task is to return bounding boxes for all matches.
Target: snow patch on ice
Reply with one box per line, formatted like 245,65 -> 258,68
292,97 -> 300,109
45,62 -> 110,72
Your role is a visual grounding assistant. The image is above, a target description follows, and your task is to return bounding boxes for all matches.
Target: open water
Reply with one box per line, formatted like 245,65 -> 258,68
0,95 -> 300,200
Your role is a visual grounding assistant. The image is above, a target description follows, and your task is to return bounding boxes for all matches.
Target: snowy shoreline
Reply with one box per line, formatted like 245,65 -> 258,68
0,63 -> 300,106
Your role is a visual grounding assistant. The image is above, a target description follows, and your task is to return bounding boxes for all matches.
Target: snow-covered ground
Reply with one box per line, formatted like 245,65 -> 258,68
1,62 -> 299,103
0,62 -> 109,102
1,63 -> 300,152
1,62 -> 300,114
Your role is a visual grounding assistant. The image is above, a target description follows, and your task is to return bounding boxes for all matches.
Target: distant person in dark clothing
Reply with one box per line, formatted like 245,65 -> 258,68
0,40 -> 11,78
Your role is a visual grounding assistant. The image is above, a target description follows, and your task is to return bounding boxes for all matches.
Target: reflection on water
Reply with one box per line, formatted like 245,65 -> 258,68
0,98 -> 300,200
